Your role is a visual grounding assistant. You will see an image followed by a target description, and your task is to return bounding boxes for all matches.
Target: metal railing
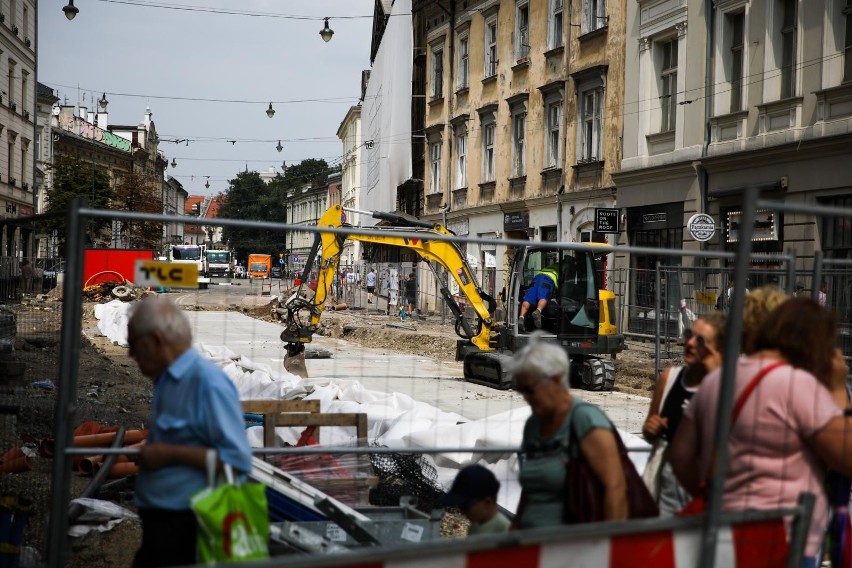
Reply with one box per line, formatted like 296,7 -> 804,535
42,193 -> 852,567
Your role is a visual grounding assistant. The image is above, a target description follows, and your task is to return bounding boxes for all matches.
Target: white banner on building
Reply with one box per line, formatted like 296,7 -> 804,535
360,0 -> 413,224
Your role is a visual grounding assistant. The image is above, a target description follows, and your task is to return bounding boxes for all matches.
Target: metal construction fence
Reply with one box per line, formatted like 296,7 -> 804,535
0,190 -> 845,566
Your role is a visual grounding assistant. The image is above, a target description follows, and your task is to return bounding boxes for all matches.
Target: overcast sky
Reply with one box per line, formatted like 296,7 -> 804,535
40,0 -> 373,197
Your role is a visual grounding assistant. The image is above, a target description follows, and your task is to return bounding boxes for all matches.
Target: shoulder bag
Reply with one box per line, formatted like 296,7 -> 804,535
563,403 -> 659,524
641,366 -> 683,499
678,360 -> 785,516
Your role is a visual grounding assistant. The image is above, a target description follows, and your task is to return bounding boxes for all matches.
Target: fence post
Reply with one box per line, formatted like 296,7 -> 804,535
811,250 -> 824,303
699,185 -> 759,568
46,199 -> 88,567
785,247 -> 797,295
654,264 -> 661,382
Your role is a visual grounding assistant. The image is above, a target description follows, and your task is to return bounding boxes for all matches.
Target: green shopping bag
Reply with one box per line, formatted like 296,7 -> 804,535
190,453 -> 269,564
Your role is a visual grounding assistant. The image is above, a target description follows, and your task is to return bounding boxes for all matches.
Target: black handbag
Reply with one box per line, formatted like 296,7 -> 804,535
563,405 -> 659,523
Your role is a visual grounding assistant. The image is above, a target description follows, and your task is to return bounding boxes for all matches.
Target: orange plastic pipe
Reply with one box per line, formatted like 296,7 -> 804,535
73,430 -> 147,447
100,461 -> 138,479
80,454 -> 129,475
0,455 -> 31,473
0,447 -> 24,463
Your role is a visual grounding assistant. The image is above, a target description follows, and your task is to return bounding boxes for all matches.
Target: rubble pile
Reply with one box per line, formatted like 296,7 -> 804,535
82,281 -> 153,303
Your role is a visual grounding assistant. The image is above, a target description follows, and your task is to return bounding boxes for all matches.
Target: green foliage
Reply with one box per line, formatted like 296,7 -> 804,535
218,171 -> 285,263
113,169 -> 164,250
45,155 -> 116,246
219,159 -> 336,263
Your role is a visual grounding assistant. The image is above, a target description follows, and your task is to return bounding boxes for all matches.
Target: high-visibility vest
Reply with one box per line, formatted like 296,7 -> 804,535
537,266 -> 559,287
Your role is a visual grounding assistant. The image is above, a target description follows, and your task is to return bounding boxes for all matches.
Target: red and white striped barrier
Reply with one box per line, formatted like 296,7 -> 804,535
308,519 -> 789,568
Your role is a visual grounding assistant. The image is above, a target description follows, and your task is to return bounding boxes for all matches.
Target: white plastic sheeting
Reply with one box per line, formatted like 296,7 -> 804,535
94,301 -> 650,513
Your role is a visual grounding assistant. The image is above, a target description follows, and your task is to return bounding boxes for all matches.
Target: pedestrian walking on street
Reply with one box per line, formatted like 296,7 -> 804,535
670,298 -> 852,565
512,334 -> 630,529
386,267 -> 399,316
127,296 -> 253,567
20,260 -> 32,294
641,312 -> 727,516
403,272 -> 417,316
366,268 -> 376,304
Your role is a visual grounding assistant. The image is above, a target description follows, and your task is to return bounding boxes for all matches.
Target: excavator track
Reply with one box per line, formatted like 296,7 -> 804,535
462,351 -> 515,390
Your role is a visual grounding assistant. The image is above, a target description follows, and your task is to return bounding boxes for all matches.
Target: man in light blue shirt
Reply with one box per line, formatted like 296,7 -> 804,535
128,296 -> 252,567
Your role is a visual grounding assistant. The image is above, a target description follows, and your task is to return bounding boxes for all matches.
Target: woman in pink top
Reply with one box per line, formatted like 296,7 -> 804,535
670,298 -> 852,566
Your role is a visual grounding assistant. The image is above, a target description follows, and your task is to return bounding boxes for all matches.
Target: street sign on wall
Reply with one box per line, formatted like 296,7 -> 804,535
595,208 -> 620,234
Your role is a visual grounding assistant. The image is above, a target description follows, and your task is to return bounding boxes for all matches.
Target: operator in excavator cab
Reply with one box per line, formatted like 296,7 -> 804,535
518,263 -> 560,332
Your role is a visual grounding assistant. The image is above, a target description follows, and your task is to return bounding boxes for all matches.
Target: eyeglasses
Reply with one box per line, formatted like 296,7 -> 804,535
682,329 -> 707,348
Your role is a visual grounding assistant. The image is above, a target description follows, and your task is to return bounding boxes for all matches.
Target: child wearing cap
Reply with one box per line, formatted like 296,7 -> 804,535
440,464 -> 511,535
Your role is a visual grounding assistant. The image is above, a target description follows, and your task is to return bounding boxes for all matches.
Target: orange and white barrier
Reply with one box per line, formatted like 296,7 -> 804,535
291,518 -> 789,568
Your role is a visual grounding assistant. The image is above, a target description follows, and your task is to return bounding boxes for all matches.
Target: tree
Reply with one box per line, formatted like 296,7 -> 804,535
218,171 -> 280,262
280,158 -> 335,191
45,155 -> 115,249
218,160 -> 339,263
113,168 -> 163,249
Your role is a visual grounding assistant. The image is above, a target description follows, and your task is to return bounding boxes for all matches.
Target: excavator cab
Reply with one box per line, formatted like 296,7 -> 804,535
465,244 -> 620,391
516,249 -> 600,337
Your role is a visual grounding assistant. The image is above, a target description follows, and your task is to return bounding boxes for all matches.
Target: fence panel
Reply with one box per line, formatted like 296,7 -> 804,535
13,200 -> 847,566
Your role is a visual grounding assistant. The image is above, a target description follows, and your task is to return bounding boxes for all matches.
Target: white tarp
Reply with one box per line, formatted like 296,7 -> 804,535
359,0 -> 412,225
95,302 -> 649,514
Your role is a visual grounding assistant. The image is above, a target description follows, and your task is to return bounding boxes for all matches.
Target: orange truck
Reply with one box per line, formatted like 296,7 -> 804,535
247,254 -> 272,279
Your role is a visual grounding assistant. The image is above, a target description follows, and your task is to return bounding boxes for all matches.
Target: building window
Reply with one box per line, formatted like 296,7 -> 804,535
546,102 -> 562,167
511,105 -> 526,176
584,0 -> 607,34
482,119 -> 496,182
549,0 -> 564,49
431,46 -> 444,99
779,0 -> 797,99
21,70 -> 27,115
430,142 -> 442,194
7,60 -> 15,109
579,88 -> 602,162
515,2 -> 530,62
845,0 -> 852,83
455,132 -> 467,189
7,139 -> 13,183
457,34 -> 469,89
485,18 -> 498,78
728,12 -> 745,112
659,39 -> 678,132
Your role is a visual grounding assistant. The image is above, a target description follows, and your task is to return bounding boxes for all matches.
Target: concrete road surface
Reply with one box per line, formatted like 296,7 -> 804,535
181,304 -> 649,432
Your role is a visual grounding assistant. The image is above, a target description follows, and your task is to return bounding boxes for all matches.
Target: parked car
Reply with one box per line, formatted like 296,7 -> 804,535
270,265 -> 283,279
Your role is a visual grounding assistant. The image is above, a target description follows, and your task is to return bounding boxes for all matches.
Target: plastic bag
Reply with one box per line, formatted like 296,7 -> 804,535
190,455 -> 269,565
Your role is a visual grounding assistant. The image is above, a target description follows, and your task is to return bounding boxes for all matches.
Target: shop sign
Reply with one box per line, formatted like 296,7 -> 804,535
643,212 -> 666,224
503,210 -> 529,231
595,208 -> 620,234
726,209 -> 778,243
687,213 -> 716,242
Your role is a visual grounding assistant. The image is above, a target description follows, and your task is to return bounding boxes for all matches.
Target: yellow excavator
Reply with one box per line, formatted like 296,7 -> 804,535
280,205 -> 623,390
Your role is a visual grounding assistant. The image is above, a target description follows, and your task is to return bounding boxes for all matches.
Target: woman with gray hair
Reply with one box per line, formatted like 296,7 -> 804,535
512,334 -> 627,528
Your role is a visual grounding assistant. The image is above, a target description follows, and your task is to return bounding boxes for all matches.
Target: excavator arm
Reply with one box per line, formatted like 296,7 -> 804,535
280,205 -> 496,356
